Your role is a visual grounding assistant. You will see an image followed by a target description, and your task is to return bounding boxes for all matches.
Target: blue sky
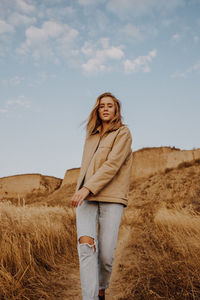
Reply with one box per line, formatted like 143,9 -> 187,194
0,0 -> 200,179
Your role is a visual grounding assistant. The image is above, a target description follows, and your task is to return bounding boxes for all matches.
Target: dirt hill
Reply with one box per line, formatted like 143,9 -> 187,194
0,147 -> 200,299
131,146 -> 200,179
1,147 -> 200,204
62,147 -> 200,186
0,173 -> 62,204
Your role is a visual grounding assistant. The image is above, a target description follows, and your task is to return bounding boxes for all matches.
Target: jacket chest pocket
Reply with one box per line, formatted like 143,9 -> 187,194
94,146 -> 112,171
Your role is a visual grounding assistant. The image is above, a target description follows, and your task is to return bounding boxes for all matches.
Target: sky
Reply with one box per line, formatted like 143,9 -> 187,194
0,0 -> 200,179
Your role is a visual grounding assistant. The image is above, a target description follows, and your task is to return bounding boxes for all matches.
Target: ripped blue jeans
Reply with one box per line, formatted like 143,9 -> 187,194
76,200 -> 124,300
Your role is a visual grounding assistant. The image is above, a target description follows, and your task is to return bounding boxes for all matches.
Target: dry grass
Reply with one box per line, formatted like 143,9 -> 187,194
113,162 -> 200,300
0,202 -> 78,299
0,160 -> 200,299
114,209 -> 200,299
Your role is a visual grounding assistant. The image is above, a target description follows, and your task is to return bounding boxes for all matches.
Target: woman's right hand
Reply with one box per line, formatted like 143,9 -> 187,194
71,186 -> 90,207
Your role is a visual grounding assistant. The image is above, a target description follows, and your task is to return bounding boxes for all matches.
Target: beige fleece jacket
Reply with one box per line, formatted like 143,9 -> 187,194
75,124 -> 133,207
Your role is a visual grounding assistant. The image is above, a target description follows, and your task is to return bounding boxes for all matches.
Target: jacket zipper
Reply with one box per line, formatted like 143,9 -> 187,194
80,134 -> 102,189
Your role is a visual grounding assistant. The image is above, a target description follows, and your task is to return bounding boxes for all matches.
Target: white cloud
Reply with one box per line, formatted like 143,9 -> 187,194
171,71 -> 186,78
6,96 -> 31,108
78,0 -> 97,5
124,49 -> 157,74
58,6 -> 75,15
82,58 -> 106,73
171,60 -> 200,78
0,96 -> 31,114
0,44 -> 4,56
120,24 -> 143,41
27,72 -> 56,87
94,10 -> 110,32
107,0 -> 185,18
8,12 -> 36,26
101,37 -> 109,48
161,18 -> 176,27
81,38 -> 124,73
172,33 -> 181,41
192,61 -> 200,71
197,18 -> 200,27
17,21 -> 79,61
10,76 -> 24,85
0,108 -> 8,113
107,0 -> 137,17
25,21 -> 64,45
104,47 -> 124,59
0,76 -> 24,86
0,19 -> 14,34
39,5 -> 75,21
81,41 -> 94,56
16,0 -> 35,14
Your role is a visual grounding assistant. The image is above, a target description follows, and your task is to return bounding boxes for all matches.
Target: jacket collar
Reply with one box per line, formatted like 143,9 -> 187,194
94,125 -> 102,134
91,123 -> 122,135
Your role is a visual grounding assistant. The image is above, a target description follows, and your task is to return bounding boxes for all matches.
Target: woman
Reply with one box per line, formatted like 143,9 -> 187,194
71,92 -> 133,300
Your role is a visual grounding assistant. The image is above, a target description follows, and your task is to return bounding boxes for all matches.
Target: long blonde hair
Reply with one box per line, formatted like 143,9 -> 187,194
81,92 -> 124,137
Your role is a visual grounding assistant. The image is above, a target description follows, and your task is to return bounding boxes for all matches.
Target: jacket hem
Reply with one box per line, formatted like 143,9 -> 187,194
86,195 -> 128,207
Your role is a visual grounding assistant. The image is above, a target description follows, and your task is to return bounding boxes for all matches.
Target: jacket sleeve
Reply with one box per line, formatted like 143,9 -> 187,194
83,126 -> 132,195
75,138 -> 87,191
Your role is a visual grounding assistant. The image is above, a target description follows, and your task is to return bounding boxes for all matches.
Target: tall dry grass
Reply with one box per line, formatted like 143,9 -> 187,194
0,159 -> 200,299
114,161 -> 200,300
0,202 -> 77,299
117,208 -> 200,299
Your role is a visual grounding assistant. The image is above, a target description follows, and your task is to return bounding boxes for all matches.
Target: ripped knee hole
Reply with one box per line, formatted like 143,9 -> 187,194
79,236 -> 96,252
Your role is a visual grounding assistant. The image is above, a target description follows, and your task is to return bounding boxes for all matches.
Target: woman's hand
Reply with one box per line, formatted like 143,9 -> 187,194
71,186 -> 91,207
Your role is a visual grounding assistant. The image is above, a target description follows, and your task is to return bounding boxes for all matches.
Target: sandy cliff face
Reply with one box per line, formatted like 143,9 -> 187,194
131,146 -> 200,180
62,147 -> 200,185
61,168 -> 80,187
0,174 -> 62,201
1,147 -> 200,202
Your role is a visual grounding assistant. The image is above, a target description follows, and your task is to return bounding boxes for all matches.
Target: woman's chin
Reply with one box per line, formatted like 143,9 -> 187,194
102,118 -> 111,122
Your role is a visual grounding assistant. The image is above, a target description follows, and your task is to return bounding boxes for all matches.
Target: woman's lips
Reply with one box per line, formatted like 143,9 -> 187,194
103,114 -> 109,116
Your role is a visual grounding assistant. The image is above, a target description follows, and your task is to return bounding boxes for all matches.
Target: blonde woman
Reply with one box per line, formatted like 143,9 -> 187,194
71,92 -> 133,300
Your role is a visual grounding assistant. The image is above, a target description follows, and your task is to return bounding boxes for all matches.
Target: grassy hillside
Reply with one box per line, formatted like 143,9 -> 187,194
0,203 -> 78,299
112,159 -> 200,299
0,158 -> 200,299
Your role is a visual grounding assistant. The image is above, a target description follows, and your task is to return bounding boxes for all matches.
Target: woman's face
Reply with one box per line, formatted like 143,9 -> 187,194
98,96 -> 116,123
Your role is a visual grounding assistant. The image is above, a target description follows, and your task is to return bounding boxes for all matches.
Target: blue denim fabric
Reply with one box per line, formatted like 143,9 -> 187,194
76,200 -> 124,300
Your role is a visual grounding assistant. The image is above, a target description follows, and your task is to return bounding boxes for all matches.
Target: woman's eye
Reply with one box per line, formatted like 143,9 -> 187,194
99,104 -> 113,109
